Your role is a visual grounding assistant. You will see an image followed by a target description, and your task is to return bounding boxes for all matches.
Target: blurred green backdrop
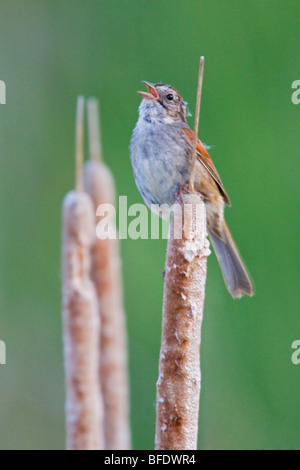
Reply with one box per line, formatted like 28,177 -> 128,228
0,0 -> 299,450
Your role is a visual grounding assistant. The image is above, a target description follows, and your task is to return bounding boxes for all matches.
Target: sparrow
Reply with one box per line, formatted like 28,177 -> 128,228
130,81 -> 253,298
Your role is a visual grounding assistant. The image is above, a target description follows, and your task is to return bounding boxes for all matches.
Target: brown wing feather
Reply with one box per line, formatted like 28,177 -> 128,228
183,128 -> 231,206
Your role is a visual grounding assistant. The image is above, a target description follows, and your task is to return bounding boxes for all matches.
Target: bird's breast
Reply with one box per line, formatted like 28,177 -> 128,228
130,120 -> 191,207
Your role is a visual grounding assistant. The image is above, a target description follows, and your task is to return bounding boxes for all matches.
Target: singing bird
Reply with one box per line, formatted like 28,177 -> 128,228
130,81 -> 253,298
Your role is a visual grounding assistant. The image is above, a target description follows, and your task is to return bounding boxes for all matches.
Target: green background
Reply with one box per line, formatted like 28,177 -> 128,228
0,0 -> 299,450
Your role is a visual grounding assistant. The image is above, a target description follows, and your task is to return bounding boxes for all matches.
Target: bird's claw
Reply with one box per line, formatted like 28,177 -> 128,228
176,184 -> 208,205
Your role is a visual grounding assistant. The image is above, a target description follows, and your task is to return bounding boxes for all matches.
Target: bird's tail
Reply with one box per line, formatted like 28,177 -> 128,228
208,221 -> 253,298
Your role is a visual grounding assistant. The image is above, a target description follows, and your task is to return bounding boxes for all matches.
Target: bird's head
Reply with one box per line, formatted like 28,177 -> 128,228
138,81 -> 188,124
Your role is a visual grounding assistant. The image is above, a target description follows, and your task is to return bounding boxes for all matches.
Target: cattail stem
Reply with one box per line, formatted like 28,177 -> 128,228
84,98 -> 131,450
75,96 -> 85,192
87,98 -> 103,161
62,96 -> 103,450
155,193 -> 210,450
189,56 -> 205,192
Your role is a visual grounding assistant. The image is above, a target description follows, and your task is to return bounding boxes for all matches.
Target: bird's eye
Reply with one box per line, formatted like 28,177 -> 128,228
166,93 -> 174,101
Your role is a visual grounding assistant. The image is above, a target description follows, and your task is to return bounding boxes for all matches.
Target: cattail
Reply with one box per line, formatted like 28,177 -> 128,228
189,56 -> 205,192
155,194 -> 210,450
156,58 -> 208,450
62,97 -> 103,450
84,98 -> 130,450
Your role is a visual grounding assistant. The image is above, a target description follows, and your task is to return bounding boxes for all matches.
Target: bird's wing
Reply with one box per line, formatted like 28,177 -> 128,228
182,127 -> 231,206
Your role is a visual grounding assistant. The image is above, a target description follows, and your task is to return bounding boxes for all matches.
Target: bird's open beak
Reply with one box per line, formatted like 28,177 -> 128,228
138,81 -> 158,100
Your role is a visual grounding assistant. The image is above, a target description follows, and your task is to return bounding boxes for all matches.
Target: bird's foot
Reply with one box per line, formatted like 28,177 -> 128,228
176,184 -> 208,205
